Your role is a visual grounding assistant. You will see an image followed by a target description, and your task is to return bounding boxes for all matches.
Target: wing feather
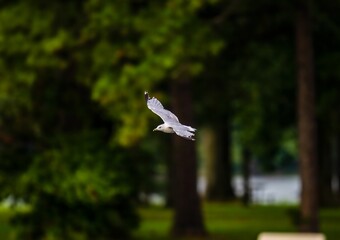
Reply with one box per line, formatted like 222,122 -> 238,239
145,92 -> 179,123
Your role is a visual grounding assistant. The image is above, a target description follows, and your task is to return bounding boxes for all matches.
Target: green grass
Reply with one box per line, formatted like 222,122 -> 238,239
0,203 -> 339,239
0,206 -> 16,240
134,203 -> 340,240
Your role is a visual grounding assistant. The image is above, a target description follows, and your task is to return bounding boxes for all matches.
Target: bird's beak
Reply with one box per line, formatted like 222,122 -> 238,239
153,128 -> 157,131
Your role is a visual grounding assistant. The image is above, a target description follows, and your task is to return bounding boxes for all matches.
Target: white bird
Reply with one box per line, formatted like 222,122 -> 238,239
145,91 -> 196,141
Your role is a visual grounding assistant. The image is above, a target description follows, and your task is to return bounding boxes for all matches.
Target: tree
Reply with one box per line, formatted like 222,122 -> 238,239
318,123 -> 335,206
214,0 -> 297,171
296,0 -> 319,232
202,125 -> 235,201
195,0 -> 297,204
84,1 -> 224,236
241,148 -> 252,206
313,0 -> 340,207
0,1 -> 154,238
336,136 -> 340,200
0,77 -> 141,239
170,78 -> 206,236
0,6 -> 247,237
195,55 -> 236,202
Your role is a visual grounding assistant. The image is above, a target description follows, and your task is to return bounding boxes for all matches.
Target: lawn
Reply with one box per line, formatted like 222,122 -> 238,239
135,202 -> 340,240
0,203 -> 339,239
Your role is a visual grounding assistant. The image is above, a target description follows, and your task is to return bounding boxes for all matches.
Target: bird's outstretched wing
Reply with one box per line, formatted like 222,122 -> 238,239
145,92 -> 179,123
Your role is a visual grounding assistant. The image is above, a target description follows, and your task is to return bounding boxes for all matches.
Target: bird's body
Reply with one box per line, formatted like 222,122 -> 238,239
145,91 -> 196,141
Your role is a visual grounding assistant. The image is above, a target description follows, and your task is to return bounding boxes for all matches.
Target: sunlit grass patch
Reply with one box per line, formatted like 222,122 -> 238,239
136,206 -> 173,239
135,202 -> 340,240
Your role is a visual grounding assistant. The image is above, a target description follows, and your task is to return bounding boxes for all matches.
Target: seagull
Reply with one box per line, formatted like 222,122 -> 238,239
145,91 -> 196,141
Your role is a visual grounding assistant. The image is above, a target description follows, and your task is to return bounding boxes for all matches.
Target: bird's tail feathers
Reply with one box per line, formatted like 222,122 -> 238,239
184,125 -> 196,132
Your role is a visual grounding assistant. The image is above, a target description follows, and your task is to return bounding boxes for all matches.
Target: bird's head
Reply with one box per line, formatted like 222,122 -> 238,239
153,124 -> 165,132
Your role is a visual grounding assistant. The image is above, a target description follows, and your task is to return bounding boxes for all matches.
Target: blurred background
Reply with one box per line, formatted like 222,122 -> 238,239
0,0 -> 340,239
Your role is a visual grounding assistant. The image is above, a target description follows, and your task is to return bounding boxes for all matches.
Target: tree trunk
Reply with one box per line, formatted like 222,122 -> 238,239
204,125 -> 235,201
335,134 -> 340,201
165,137 -> 175,208
296,0 -> 319,232
318,125 -> 334,207
242,148 -> 251,206
170,78 -> 206,237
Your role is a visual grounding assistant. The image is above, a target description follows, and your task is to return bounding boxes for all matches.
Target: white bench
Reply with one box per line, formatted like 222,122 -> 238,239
258,232 -> 326,240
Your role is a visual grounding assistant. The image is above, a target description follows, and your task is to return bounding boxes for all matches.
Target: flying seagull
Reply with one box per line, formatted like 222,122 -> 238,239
145,91 -> 196,141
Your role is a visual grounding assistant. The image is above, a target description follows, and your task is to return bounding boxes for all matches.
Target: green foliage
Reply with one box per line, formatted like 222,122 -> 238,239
194,1 -> 297,170
0,0 -> 224,147
0,76 -> 148,239
85,0 -> 223,146
231,43 -> 296,170
0,0 -> 225,238
9,132 -> 139,239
